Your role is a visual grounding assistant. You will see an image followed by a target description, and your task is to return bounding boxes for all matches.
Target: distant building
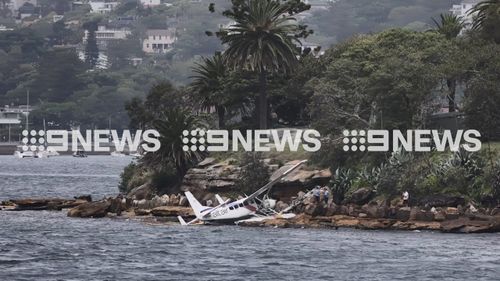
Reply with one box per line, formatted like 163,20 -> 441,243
83,25 -> 131,47
142,29 -> 177,54
18,2 -> 40,19
0,25 -> 15,32
450,0 -> 481,30
89,1 -> 119,14
0,105 -> 30,142
139,0 -> 161,7
8,0 -> 37,13
53,14 -> 64,22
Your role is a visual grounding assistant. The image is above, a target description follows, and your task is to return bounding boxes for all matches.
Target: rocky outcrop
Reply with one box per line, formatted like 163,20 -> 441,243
3,197 -> 90,211
180,159 -> 331,202
150,206 -> 194,217
67,200 -> 112,218
348,188 -> 375,205
418,195 -> 466,208
127,183 -> 154,200
441,215 -> 500,233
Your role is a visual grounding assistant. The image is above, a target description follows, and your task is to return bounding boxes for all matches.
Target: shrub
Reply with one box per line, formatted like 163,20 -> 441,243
236,153 -> 270,195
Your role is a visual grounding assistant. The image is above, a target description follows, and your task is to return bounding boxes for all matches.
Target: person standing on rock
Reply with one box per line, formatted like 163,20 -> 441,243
313,186 -> 320,203
323,187 -> 329,205
402,191 -> 409,207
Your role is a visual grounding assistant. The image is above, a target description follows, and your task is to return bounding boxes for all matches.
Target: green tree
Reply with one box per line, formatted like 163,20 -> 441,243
214,0 -> 311,129
141,108 -> 206,178
310,29 -> 452,134
83,20 -> 99,68
433,13 -> 465,112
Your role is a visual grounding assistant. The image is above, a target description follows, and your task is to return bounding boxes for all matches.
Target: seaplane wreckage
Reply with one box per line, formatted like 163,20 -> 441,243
177,160 -> 307,226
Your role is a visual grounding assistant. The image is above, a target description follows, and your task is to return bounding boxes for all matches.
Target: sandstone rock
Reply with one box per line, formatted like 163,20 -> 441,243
67,201 -> 111,218
434,210 -> 446,221
358,219 -> 393,230
362,202 -> 387,218
441,217 -> 500,233
170,194 -> 179,206
275,201 -> 289,212
134,209 -> 151,216
445,207 -> 460,220
419,195 -> 465,208
304,203 -> 324,216
349,188 -> 374,205
491,207 -> 500,216
198,157 -> 216,167
395,207 -> 411,221
151,206 -> 194,217
392,221 -> 441,231
179,196 -> 188,207
325,203 -> 338,216
128,183 -> 153,200
8,198 -> 88,211
160,194 -> 170,206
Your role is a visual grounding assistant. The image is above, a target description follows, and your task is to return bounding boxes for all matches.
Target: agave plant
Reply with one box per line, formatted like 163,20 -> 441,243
329,168 -> 356,204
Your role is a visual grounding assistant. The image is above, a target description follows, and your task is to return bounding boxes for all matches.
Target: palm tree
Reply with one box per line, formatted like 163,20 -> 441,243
219,0 -> 301,129
141,108 -> 206,178
433,13 -> 465,112
471,0 -> 500,43
190,53 -> 228,128
433,13 -> 465,39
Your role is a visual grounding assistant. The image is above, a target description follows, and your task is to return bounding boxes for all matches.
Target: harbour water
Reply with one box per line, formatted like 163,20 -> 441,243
1,156 -> 499,280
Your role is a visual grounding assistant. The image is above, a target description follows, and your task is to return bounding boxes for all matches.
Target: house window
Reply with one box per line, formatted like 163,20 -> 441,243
146,43 -> 149,48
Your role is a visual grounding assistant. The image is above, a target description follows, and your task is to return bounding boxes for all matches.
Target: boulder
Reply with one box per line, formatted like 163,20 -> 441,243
395,207 -> 411,221
275,201 -> 289,212
441,217 -> 500,233
418,195 -> 466,208
491,207 -> 500,216
128,183 -> 153,200
179,196 -> 188,207
151,206 -> 194,217
134,209 -> 152,216
67,201 -> 111,218
445,207 -> 460,220
304,203 -> 324,216
349,188 -> 374,205
8,198 -> 88,211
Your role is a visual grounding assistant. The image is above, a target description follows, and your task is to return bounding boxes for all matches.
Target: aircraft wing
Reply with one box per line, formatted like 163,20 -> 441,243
244,160 -> 307,202
201,198 -> 231,218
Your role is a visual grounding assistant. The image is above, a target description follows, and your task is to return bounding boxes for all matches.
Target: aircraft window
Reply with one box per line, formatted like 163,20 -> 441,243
229,206 -> 234,210
243,201 -> 249,206
234,205 -> 239,209
239,203 -> 244,208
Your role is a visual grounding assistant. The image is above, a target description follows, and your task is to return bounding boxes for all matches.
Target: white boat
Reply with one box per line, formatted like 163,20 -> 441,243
36,147 -> 60,158
14,147 -> 37,158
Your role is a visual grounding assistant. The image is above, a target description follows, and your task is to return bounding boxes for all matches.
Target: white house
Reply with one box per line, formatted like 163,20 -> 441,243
89,1 -> 119,14
142,29 -> 177,54
450,0 -> 481,29
83,25 -> 131,47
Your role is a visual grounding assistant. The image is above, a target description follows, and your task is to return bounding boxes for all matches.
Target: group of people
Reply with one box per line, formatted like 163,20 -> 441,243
312,186 -> 329,205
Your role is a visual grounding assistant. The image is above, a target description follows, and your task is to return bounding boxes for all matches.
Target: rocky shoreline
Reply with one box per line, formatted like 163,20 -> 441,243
2,194 -> 500,234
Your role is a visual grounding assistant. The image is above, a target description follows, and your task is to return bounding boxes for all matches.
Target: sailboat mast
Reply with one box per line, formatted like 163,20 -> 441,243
26,90 -> 29,132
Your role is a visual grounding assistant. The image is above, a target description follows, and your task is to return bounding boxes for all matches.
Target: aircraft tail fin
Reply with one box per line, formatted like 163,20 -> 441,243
178,216 -> 187,226
184,191 -> 205,219
215,194 -> 225,205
